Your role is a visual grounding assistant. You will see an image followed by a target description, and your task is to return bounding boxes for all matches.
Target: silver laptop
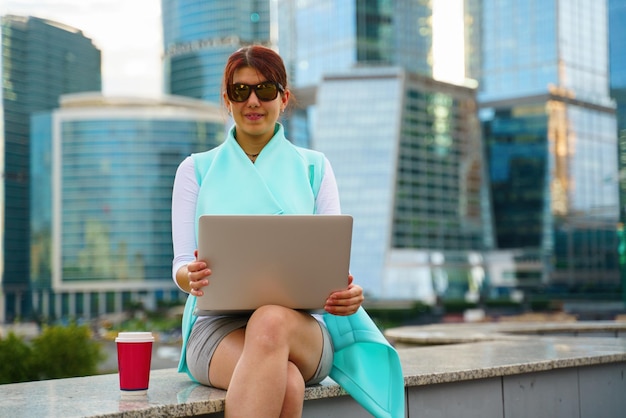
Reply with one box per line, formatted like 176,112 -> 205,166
195,214 -> 353,315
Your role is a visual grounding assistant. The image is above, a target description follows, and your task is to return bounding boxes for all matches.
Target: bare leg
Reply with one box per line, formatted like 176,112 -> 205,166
279,361 -> 305,418
208,305 -> 324,418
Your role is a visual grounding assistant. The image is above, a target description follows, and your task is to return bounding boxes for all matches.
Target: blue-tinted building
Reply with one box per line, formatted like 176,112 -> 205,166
29,93 -> 224,320
609,0 -> 626,301
277,0 -> 433,88
315,68 -> 492,299
1,15 -> 101,322
479,0 -> 620,292
161,0 -> 272,104
277,1 -> 493,300
276,0 -> 439,152
609,0 -> 626,221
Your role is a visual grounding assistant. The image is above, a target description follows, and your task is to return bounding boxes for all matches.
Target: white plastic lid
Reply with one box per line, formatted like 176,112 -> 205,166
115,331 -> 154,343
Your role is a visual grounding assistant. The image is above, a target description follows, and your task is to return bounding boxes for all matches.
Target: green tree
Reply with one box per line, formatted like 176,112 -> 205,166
31,324 -> 105,380
0,332 -> 38,384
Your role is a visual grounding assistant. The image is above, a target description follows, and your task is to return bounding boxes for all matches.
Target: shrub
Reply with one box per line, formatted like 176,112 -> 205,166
0,324 -> 105,384
0,332 -> 38,384
31,323 -> 105,380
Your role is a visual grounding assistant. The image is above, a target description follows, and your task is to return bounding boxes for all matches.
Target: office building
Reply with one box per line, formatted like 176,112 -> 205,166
161,0 -> 272,104
277,0 -> 438,88
315,68 -> 492,299
0,15 -> 101,322
609,0 -> 626,221
28,93 -> 225,321
478,0 -> 620,292
276,0 -> 436,150
277,0 -> 435,147
276,1 -> 492,299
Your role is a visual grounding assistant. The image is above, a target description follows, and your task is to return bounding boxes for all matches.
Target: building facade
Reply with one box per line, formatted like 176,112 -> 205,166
478,0 -> 620,293
276,0 -> 440,151
277,0 -> 435,89
161,0 -> 273,104
28,94 -> 225,321
158,0 -> 622,300
277,1 -> 493,300
610,0 -> 626,221
1,15 -> 101,322
314,68 -> 492,300
609,0 -> 626,301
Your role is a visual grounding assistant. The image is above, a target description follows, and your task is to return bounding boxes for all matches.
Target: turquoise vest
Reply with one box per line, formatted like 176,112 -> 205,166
178,124 -> 324,379
177,123 -> 404,418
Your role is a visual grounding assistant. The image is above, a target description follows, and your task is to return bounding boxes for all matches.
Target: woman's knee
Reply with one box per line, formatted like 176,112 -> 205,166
246,305 -> 294,349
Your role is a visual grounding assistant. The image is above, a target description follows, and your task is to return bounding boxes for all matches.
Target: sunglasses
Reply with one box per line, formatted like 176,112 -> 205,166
227,81 -> 284,102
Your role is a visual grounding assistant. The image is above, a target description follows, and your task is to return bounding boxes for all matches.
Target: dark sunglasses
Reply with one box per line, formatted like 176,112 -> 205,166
227,81 -> 284,102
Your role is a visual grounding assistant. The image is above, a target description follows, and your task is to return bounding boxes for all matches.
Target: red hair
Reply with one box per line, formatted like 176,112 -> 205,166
223,45 -> 288,94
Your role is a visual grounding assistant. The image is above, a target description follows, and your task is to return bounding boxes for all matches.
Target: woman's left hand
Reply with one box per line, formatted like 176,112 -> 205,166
324,274 -> 364,316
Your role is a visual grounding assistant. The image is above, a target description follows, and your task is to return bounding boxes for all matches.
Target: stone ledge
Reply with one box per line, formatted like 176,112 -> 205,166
398,337 -> 626,386
0,367 -> 352,418
385,320 -> 626,346
2,323 -> 626,417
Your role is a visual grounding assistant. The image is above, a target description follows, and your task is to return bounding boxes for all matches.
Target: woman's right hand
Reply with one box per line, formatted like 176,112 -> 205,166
187,249 -> 211,296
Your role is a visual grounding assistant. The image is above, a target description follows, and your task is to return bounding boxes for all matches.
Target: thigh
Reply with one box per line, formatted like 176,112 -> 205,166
208,327 -> 246,389
186,316 -> 248,387
306,318 -> 334,385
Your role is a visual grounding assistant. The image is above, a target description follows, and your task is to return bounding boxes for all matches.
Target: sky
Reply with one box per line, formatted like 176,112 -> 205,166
0,0 -> 163,97
432,0 -> 465,85
0,0 -> 467,96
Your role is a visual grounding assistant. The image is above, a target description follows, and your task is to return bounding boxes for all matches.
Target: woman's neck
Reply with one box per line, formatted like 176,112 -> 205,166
233,125 -> 277,159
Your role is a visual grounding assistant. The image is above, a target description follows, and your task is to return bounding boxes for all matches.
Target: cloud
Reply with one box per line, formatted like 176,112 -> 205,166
1,0 -> 163,97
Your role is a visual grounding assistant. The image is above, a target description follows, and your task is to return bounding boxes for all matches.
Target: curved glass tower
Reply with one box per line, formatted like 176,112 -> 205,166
30,94 -> 224,320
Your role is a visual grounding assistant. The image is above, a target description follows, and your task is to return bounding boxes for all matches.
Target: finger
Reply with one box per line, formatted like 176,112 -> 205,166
334,296 -> 363,309
188,276 -> 205,297
330,286 -> 362,302
188,263 -> 210,280
187,271 -> 196,293
331,290 -> 364,309
324,302 -> 359,316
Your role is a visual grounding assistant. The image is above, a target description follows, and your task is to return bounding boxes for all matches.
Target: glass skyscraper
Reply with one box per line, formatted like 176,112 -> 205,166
162,0 -> 272,104
278,0 -> 433,88
165,0 -> 626,300
479,0 -> 620,292
315,67 -> 491,299
1,15 -> 101,322
29,94 -> 224,321
276,0 -> 438,150
277,1 -> 492,299
610,0 -> 626,221
609,0 -> 626,301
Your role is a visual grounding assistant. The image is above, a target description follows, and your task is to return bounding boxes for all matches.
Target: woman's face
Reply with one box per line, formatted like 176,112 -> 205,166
224,66 -> 289,145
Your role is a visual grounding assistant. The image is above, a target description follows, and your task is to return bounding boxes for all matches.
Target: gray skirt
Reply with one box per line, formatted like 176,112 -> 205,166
185,314 -> 334,387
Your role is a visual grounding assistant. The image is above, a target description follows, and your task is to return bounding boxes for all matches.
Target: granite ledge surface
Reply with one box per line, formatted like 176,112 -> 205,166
3,334 -> 626,417
0,368 -> 347,418
384,320 -> 626,345
398,336 -> 626,386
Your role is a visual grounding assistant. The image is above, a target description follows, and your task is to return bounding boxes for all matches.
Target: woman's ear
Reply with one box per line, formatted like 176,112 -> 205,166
223,91 -> 232,114
281,89 -> 290,111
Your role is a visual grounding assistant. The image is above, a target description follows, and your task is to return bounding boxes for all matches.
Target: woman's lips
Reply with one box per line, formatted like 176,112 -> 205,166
245,113 -> 263,121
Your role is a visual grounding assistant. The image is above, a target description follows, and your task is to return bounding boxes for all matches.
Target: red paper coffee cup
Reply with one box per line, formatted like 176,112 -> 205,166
116,332 -> 154,394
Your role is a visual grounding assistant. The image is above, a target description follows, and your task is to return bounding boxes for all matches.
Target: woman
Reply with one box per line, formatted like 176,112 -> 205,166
171,45 -> 364,417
